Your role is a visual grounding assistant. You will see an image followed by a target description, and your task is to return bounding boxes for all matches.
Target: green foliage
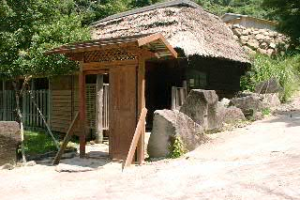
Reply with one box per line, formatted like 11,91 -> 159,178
262,0 -> 300,46
262,108 -> 271,116
196,0 -> 270,19
23,131 -> 58,155
0,0 -> 90,80
168,136 -> 185,159
241,54 -> 300,102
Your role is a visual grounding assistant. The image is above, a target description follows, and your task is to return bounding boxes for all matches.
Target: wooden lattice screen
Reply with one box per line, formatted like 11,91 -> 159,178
86,84 -> 96,129
85,83 -> 110,131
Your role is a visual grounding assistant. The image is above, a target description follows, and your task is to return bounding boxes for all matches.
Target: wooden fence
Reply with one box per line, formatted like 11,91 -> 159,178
1,84 -> 110,132
22,90 -> 49,129
0,90 -> 16,121
0,90 -> 50,129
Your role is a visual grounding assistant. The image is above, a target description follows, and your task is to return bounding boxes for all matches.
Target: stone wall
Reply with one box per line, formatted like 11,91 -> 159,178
0,122 -> 21,166
228,24 -> 288,57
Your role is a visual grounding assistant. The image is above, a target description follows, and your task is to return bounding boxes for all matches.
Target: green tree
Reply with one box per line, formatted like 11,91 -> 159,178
0,0 -> 90,162
263,0 -> 300,46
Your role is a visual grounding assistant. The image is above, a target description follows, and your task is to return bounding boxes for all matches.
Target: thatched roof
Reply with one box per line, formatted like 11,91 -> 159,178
92,0 -> 250,64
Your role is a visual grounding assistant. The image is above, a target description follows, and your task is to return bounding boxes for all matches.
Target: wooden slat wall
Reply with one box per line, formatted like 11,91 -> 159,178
51,90 -> 72,133
50,75 -> 110,134
50,76 -> 73,133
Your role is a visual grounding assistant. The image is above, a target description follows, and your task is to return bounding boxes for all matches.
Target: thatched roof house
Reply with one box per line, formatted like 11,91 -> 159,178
92,0 -> 249,63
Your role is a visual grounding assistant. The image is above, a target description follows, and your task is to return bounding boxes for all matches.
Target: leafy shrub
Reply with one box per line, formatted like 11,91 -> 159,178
262,108 -> 271,116
168,136 -> 185,159
241,54 -> 300,102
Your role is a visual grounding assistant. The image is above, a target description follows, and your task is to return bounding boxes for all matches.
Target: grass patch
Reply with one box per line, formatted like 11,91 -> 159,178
262,108 -> 271,116
24,131 -> 58,155
241,54 -> 300,102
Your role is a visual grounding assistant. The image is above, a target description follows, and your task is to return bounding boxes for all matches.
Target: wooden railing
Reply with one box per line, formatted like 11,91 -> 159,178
53,112 -> 79,165
122,108 -> 147,170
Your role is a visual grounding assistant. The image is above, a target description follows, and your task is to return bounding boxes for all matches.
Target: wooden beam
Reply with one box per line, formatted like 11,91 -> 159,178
53,112 -> 79,165
137,33 -> 178,58
84,69 -> 108,75
82,59 -> 138,72
47,42 -> 137,55
95,74 -> 104,144
78,63 -> 86,157
137,56 -> 146,164
123,108 -> 147,170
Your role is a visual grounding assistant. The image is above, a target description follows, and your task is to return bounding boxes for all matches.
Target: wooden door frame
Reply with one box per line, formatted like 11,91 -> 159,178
78,58 -> 146,161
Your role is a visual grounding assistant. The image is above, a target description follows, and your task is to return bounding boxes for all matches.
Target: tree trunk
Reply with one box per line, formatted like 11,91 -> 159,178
13,80 -> 26,163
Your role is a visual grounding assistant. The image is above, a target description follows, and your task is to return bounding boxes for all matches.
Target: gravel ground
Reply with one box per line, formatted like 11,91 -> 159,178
0,97 -> 300,200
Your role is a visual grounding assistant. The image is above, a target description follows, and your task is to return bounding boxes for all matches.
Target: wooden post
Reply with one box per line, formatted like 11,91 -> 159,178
95,74 -> 104,143
47,78 -> 51,126
137,57 -> 146,164
79,64 -> 86,157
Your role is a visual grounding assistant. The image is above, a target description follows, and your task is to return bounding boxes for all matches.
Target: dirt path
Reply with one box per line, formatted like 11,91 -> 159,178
1,104 -> 300,199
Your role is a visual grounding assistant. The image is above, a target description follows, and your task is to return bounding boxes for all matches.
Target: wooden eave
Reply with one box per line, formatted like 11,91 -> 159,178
45,33 -> 177,60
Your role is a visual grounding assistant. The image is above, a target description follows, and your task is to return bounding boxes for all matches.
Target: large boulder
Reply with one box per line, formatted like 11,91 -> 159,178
260,93 -> 281,108
255,78 -> 282,94
180,89 -> 222,131
147,110 -> 206,158
230,92 -> 281,119
0,122 -> 21,166
223,106 -> 246,124
230,93 -> 263,118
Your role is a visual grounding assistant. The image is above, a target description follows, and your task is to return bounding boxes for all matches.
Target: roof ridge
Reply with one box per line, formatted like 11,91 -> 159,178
92,0 -> 201,26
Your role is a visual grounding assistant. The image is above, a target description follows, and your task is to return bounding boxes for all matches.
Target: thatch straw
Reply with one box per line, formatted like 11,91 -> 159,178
92,1 -> 249,64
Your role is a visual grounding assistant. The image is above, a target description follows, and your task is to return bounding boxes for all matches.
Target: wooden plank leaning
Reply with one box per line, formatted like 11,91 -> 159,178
53,112 -> 79,165
122,108 -> 147,170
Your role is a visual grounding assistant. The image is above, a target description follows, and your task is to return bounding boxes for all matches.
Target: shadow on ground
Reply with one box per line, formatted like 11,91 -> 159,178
262,110 -> 300,128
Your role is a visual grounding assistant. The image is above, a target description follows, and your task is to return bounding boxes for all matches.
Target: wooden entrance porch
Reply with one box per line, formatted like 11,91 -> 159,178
46,33 -> 177,164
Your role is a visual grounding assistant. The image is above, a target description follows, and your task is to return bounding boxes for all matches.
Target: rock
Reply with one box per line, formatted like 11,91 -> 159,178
269,42 -> 276,49
240,35 -> 249,44
269,31 -> 277,37
233,35 -> 239,41
1,163 -> 14,170
208,102 -> 227,131
267,49 -> 274,57
260,93 -> 281,108
253,30 -> 260,35
0,122 -> 21,166
223,106 -> 246,124
253,111 -> 264,121
180,89 -> 219,131
25,161 -> 36,167
255,78 -> 282,94
247,40 -> 259,49
243,45 -> 256,56
260,42 -> 268,49
255,34 -> 265,41
230,93 -> 263,118
147,110 -> 206,158
263,31 -> 270,36
242,29 -> 251,35
220,98 -> 230,108
263,36 -> 271,43
232,28 -> 241,36
232,24 -> 240,29
257,48 -> 267,54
